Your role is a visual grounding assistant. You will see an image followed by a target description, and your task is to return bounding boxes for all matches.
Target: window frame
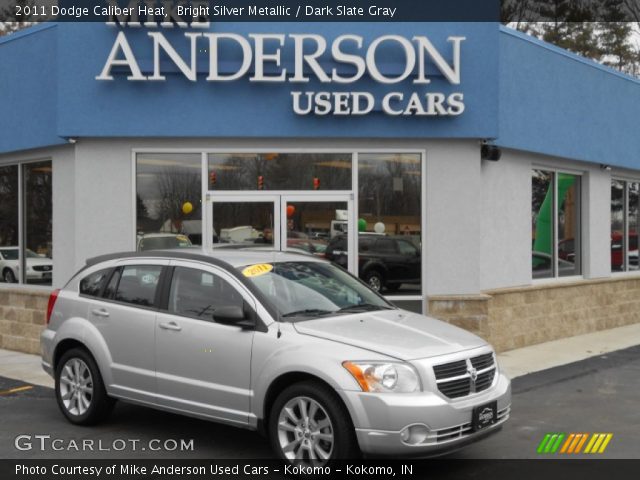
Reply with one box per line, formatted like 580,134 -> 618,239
611,177 -> 640,274
0,158 -> 52,286
531,166 -> 584,282
132,148 -> 427,313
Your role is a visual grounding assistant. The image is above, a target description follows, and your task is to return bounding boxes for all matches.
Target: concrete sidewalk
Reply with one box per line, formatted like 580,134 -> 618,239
1,322 -> 639,389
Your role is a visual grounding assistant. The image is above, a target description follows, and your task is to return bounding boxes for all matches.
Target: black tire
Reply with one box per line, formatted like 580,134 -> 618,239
55,347 -> 114,425
268,380 -> 359,466
3,268 -> 16,283
363,270 -> 384,292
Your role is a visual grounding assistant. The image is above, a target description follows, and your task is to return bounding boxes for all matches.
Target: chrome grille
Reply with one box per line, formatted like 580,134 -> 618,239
33,265 -> 52,272
433,352 -> 497,399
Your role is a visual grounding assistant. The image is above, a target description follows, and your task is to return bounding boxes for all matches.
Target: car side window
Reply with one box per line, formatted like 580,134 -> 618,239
114,265 -> 162,307
397,240 -> 417,256
375,238 -> 397,254
79,269 -> 111,297
168,267 -> 244,322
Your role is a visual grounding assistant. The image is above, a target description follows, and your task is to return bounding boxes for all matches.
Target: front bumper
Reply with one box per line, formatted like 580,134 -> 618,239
343,372 -> 511,456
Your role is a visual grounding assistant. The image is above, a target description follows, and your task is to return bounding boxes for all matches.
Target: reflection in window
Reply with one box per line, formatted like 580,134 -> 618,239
136,154 -> 202,249
212,202 -> 274,245
557,174 -> 581,277
358,154 -> 421,295
612,180 -> 640,272
208,153 -> 352,191
0,165 -> 19,283
611,180 -> 625,271
531,170 -> 581,279
24,162 -> 53,285
169,267 -> 243,321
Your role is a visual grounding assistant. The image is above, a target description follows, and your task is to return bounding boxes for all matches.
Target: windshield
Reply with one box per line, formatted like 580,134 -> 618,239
239,261 -> 394,320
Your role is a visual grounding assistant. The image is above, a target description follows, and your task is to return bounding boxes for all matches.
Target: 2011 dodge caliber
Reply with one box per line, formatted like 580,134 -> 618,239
41,249 -> 510,465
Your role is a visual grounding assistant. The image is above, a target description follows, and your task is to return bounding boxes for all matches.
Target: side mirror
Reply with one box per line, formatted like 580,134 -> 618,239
213,305 -> 255,330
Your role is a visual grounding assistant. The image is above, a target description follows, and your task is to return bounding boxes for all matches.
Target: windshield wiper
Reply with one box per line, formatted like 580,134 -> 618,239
336,303 -> 394,313
281,308 -> 334,318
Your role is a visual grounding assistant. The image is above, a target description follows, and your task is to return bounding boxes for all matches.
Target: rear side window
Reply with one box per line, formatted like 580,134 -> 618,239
114,265 -> 162,307
79,269 -> 111,297
168,267 -> 244,321
375,238 -> 397,254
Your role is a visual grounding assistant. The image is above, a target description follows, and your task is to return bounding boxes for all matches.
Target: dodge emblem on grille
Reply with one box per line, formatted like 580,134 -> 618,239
468,366 -> 478,383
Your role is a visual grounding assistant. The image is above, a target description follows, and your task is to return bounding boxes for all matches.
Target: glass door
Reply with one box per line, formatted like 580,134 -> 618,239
206,194 -> 280,249
281,194 -> 355,273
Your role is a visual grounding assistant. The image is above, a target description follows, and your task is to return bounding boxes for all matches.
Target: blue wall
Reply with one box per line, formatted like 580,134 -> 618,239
497,27 -> 640,170
0,25 -> 66,153
1,22 -> 640,171
1,22 -> 498,152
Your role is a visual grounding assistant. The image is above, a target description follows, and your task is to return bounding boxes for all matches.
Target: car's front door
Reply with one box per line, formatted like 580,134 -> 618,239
154,261 -> 256,425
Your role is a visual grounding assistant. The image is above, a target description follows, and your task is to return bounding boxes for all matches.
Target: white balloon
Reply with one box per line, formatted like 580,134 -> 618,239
374,222 -> 386,234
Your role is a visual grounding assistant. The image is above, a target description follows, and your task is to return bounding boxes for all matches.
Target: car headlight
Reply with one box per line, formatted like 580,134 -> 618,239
342,361 -> 421,393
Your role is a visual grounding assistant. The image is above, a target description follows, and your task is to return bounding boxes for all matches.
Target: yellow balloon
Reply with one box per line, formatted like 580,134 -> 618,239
182,202 -> 193,215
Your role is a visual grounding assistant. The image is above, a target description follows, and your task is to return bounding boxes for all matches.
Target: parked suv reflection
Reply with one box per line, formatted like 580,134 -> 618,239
325,234 -> 421,294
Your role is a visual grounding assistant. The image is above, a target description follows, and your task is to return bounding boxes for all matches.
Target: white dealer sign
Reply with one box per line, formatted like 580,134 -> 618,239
96,10 -> 465,117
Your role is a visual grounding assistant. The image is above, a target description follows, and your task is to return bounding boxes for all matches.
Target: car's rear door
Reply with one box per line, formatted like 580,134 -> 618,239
86,260 -> 169,403
154,260 -> 256,426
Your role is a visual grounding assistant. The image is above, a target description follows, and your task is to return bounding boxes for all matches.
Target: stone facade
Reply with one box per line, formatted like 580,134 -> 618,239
429,277 -> 640,352
0,287 -> 49,354
2,277 -> 640,356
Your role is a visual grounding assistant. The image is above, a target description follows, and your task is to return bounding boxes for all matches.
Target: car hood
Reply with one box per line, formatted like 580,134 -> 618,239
292,309 -> 487,361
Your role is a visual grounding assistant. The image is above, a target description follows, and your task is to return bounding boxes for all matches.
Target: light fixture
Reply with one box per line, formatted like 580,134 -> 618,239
600,164 -> 612,171
66,137 -> 78,144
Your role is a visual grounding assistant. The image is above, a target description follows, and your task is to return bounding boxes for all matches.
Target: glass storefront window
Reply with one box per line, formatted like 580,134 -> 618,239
0,165 -> 19,284
208,153 -> 352,191
611,180 -> 625,271
136,153 -> 202,249
24,162 -> 53,285
611,180 -> 640,272
357,153 -> 421,296
532,170 -> 581,279
629,183 -> 639,271
0,161 -> 52,286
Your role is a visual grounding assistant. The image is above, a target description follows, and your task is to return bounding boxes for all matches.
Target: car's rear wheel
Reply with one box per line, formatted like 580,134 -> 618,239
3,268 -> 16,283
363,270 -> 384,292
269,381 -> 358,466
55,348 -> 114,425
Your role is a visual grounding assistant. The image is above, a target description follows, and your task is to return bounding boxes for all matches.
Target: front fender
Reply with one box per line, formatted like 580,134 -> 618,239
250,323 -> 392,424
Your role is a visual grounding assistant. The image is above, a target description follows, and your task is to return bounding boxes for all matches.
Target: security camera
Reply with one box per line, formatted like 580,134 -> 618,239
481,144 -> 501,161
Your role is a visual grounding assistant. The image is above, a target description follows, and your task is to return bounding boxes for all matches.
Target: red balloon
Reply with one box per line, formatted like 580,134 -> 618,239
286,205 -> 295,218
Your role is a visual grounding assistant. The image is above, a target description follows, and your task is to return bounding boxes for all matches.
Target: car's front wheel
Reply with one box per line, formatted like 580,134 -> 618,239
3,268 -> 16,283
269,381 -> 358,466
363,270 -> 384,292
55,348 -> 114,425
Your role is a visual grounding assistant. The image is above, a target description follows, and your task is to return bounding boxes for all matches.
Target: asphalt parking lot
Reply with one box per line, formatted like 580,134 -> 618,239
1,345 -> 638,460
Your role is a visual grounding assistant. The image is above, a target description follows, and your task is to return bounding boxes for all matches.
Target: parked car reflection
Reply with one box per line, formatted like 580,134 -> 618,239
0,247 -> 53,283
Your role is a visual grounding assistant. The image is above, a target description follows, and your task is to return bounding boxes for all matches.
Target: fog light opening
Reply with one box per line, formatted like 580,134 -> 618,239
401,425 -> 430,445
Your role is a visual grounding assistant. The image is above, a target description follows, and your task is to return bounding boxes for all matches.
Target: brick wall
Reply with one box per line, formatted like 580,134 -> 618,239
0,287 -> 49,354
429,277 -> 640,352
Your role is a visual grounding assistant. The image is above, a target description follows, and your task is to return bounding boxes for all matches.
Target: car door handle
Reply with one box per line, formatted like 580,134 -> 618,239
159,321 -> 182,332
91,308 -> 109,318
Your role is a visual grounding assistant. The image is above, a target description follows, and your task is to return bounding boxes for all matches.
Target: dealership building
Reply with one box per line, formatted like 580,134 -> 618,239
1,20 -> 639,354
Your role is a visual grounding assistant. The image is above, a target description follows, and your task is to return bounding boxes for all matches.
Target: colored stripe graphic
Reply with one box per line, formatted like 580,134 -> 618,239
585,434 -> 613,454
538,433 -> 613,454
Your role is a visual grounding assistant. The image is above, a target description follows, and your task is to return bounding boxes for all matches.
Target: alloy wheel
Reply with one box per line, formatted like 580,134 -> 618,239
59,358 -> 94,416
277,396 -> 334,465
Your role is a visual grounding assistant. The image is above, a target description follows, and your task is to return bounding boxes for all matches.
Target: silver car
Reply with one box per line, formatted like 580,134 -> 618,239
41,249 -> 510,464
